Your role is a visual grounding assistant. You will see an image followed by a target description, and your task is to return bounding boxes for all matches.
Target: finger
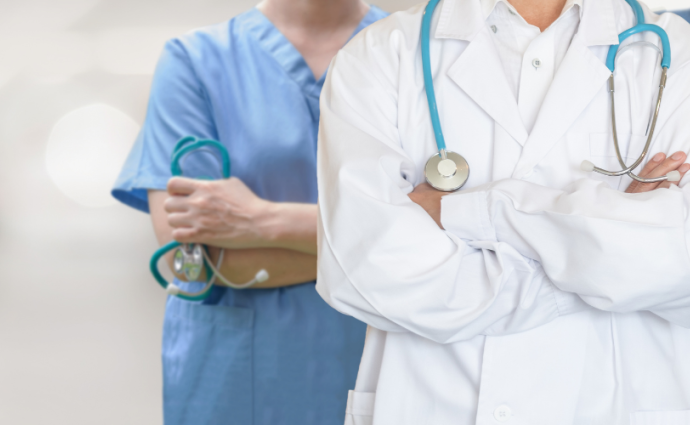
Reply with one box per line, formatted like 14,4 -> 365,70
651,151 -> 687,176
412,183 -> 435,193
658,163 -> 690,189
637,152 -> 666,178
163,196 -> 190,213
167,177 -> 199,196
167,212 -> 194,229
645,151 -> 687,181
626,152 -> 666,193
627,152 -> 687,193
172,227 -> 203,244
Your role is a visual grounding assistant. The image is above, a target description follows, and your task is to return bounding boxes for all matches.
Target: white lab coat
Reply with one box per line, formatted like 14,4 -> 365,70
316,0 -> 690,424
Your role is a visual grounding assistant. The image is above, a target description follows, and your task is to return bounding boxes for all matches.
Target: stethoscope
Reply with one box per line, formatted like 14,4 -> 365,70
581,0 -> 679,183
149,136 -> 269,301
421,0 -> 678,192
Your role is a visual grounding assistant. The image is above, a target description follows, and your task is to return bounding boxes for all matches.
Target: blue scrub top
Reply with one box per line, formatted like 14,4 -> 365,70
112,6 -> 388,425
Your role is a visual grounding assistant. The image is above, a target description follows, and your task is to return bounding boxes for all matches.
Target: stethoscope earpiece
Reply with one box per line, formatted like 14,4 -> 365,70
583,0 -> 675,184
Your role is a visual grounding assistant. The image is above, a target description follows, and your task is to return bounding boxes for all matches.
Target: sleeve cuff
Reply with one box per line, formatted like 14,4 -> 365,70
440,191 -> 495,241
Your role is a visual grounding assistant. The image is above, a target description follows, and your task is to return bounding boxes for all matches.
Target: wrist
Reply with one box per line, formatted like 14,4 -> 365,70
255,202 -> 317,252
255,201 -> 287,246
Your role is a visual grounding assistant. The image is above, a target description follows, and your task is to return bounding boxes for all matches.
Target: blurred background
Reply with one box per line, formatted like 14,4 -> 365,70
0,0 -> 688,424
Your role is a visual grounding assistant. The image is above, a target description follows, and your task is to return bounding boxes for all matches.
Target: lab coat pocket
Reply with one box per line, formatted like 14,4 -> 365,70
631,410 -> 690,425
589,133 -> 646,189
162,299 -> 254,425
345,390 -> 376,425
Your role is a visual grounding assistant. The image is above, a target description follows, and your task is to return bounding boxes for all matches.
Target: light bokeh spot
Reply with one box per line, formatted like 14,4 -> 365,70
46,104 -> 140,208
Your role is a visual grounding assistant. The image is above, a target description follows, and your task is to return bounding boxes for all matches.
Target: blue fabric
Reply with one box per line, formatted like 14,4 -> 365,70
112,6 -> 388,425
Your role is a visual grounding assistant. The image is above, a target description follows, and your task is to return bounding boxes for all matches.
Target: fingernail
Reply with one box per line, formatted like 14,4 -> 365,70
680,164 -> 690,173
653,153 -> 665,162
672,152 -> 685,161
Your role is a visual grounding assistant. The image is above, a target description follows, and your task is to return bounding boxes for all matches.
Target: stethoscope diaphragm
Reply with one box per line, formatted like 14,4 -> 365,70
424,151 -> 470,192
173,244 -> 204,282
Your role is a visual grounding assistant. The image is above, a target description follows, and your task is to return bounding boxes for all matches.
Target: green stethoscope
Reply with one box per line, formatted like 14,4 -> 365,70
149,136 -> 269,301
421,0 -> 678,191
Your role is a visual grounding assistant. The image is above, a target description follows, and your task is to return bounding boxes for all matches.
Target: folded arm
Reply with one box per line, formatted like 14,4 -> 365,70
316,49 -> 590,344
149,190 -> 316,289
441,173 -> 690,327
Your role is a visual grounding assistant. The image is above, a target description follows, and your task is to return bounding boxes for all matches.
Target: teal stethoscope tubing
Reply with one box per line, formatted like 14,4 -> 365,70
149,137 -> 231,302
421,0 -> 671,152
422,0 -> 446,152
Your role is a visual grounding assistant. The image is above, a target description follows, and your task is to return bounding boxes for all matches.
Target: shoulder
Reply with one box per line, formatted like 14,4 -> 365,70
646,8 -> 690,74
163,9 -> 261,65
642,9 -> 690,107
333,3 -> 426,83
343,3 -> 425,57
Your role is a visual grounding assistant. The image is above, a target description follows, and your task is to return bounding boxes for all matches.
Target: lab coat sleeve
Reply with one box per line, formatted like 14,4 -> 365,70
441,177 -> 690,327
316,47 -> 590,344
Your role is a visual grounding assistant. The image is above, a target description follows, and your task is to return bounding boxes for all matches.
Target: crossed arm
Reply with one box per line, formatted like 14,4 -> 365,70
316,47 -> 690,344
148,177 -> 318,289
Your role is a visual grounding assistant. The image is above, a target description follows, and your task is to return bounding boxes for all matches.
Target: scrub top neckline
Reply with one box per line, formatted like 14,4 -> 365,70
244,6 -> 384,99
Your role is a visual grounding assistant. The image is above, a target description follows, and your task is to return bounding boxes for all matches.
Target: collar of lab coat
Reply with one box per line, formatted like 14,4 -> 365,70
435,0 -> 619,47
433,0 -> 622,176
480,0 -> 584,23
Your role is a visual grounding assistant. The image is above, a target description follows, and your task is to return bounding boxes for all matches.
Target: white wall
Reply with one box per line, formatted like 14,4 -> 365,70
0,1 -> 687,424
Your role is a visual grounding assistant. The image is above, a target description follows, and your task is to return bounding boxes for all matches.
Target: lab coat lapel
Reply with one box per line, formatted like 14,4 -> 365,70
511,0 -> 620,178
446,29 -> 529,147
512,34 -> 611,177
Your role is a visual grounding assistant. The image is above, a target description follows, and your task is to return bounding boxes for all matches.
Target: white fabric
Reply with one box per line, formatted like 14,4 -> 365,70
484,0 -> 581,131
316,0 -> 690,424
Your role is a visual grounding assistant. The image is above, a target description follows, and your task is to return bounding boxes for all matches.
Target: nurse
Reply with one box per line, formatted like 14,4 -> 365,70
112,1 -> 387,424
317,0 -> 690,424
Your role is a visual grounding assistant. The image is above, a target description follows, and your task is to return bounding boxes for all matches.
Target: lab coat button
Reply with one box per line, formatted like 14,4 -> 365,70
522,169 -> 534,179
493,405 -> 513,422
532,58 -> 542,68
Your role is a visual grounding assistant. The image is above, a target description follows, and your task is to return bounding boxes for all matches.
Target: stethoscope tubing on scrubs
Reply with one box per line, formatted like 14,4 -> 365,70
581,0 -> 680,183
149,136 -> 269,301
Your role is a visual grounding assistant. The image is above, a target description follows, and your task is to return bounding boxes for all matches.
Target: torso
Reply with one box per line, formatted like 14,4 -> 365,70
342,1 -> 690,423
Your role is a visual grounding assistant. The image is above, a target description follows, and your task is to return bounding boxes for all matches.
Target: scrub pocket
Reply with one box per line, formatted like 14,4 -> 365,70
162,298 -> 254,425
345,390 -> 376,425
631,410 -> 690,425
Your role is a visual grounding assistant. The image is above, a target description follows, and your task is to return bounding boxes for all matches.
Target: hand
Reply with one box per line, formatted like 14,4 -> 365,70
625,151 -> 690,193
164,177 -> 274,248
408,183 -> 446,228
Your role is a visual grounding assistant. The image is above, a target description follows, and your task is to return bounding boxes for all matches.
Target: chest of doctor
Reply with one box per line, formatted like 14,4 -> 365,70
396,29 -> 684,192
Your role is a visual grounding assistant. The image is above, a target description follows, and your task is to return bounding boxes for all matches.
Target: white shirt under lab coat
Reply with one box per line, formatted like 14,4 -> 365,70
316,0 -> 690,424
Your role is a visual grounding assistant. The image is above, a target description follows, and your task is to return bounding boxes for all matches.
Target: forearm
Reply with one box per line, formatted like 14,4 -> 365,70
256,202 -> 317,255
442,179 -> 690,317
315,48 -> 591,343
207,246 -> 316,289
150,190 -> 315,288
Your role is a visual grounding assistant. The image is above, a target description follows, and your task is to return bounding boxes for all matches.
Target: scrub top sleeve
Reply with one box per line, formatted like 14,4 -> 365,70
112,38 -> 218,213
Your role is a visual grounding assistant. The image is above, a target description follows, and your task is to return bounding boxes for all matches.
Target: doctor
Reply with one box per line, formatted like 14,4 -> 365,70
317,0 -> 690,424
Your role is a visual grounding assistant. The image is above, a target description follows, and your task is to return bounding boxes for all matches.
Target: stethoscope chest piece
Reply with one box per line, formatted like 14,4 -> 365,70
173,244 -> 204,281
424,151 -> 470,192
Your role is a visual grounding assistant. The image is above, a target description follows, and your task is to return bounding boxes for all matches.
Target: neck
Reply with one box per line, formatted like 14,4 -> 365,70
257,0 -> 368,31
508,0 -> 568,31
